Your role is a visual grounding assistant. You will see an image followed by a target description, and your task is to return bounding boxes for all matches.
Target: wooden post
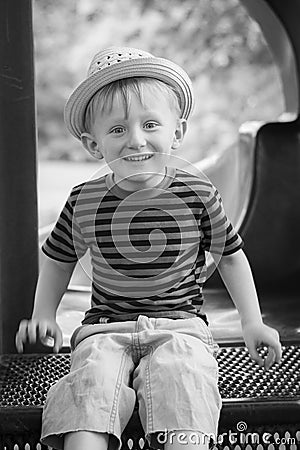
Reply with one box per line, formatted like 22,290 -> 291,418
0,0 -> 38,353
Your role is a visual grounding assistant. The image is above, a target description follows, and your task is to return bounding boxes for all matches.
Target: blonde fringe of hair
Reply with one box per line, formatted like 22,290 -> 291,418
84,77 -> 181,134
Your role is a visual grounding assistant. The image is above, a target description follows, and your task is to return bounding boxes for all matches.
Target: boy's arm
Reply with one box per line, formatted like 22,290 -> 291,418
216,249 -> 282,369
15,256 -> 76,353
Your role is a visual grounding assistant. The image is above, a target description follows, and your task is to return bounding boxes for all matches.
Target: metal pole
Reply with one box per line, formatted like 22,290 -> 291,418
0,0 -> 38,353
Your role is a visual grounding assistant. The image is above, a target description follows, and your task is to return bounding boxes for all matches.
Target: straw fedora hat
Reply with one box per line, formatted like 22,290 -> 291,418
64,46 -> 194,140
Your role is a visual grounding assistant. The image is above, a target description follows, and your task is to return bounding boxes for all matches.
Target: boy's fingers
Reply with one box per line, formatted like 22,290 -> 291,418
15,330 -> 24,353
38,322 -> 62,351
246,342 -> 264,367
53,327 -> 63,353
27,321 -> 38,344
15,320 -> 31,353
263,333 -> 282,369
38,322 -> 48,340
264,347 -> 276,370
17,319 -> 30,337
270,329 -> 282,362
274,339 -> 282,363
15,320 -> 63,353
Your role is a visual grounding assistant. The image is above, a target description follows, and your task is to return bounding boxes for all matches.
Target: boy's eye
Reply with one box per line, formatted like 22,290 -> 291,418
144,121 -> 158,129
110,126 -> 125,134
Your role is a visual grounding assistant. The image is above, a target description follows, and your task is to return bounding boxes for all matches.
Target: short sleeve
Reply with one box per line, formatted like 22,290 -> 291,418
200,184 -> 244,255
42,192 -> 88,263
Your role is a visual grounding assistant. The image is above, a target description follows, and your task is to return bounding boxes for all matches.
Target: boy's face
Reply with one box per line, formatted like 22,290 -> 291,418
82,86 -> 187,191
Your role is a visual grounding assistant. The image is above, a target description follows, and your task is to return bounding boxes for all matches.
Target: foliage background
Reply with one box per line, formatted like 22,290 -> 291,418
33,0 -> 284,163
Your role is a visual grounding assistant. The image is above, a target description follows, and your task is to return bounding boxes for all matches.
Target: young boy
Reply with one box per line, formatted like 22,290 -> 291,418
16,47 -> 281,450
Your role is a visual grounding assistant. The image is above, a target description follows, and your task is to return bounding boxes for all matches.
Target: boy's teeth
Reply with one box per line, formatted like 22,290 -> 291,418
125,154 -> 153,161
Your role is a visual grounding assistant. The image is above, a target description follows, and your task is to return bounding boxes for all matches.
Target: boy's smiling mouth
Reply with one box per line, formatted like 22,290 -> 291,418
124,154 -> 154,162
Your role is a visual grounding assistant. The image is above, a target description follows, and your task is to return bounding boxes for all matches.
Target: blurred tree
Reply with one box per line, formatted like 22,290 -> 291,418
33,0 -> 283,161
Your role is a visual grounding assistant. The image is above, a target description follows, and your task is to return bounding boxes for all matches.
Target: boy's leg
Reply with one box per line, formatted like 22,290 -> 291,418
64,431 -> 109,450
41,326 -> 136,449
165,431 -> 209,450
64,430 -> 210,450
133,317 -> 221,450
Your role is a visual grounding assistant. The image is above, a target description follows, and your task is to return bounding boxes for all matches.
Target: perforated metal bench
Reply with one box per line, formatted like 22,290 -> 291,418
1,344 -> 299,449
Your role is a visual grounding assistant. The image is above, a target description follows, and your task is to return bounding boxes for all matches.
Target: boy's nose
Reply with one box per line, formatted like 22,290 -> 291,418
127,128 -> 146,150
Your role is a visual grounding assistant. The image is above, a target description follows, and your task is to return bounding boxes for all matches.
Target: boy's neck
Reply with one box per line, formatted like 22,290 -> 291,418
106,166 -> 177,200
112,168 -> 167,192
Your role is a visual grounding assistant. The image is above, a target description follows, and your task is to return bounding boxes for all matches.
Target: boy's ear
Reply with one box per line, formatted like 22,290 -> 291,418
172,119 -> 187,149
81,133 -> 103,160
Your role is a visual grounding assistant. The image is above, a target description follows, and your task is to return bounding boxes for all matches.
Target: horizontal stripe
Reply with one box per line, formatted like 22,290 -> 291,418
42,168 -> 243,319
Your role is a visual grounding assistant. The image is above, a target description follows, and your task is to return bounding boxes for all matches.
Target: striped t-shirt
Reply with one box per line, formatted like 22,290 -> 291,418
42,167 -> 243,324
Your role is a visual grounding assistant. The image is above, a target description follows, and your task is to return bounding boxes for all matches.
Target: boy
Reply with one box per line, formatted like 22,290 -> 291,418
16,47 -> 281,450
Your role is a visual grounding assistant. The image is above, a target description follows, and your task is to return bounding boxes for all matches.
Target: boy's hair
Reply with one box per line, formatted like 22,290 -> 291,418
84,77 -> 181,134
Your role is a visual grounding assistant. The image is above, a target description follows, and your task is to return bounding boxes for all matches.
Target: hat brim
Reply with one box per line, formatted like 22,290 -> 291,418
64,57 -> 194,140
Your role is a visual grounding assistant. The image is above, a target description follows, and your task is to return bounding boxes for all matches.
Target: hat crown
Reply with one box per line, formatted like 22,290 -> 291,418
65,46 -> 194,140
88,47 -> 154,77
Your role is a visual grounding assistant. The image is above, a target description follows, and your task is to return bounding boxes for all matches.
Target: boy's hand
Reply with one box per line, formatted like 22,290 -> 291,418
15,318 -> 63,354
242,322 -> 282,370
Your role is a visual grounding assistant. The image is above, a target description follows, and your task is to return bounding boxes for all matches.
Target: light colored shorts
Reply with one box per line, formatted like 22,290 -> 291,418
41,315 -> 221,450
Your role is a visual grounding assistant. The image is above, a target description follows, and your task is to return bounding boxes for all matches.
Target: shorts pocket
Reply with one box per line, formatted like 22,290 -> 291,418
194,317 -> 220,357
